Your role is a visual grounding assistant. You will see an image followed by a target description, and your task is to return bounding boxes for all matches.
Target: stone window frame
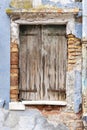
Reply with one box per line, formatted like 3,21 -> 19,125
10,11 -> 77,107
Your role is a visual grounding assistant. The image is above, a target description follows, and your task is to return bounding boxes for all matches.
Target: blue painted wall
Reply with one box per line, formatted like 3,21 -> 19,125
0,0 -> 11,108
74,71 -> 82,113
42,0 -> 82,39
83,0 -> 87,39
0,0 -> 82,109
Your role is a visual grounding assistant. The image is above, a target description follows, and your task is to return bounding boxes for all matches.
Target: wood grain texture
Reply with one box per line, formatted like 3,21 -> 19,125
19,25 -> 67,101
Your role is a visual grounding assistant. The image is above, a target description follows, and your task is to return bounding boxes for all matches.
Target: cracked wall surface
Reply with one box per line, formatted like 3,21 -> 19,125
0,0 -> 11,108
0,0 -> 84,129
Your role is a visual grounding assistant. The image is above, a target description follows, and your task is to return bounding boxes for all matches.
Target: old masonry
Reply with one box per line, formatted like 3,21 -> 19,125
1,0 -> 87,130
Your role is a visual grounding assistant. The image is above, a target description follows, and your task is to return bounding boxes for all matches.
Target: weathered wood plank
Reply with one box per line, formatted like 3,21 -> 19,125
26,26 -> 41,100
19,25 -> 66,101
19,36 -> 27,100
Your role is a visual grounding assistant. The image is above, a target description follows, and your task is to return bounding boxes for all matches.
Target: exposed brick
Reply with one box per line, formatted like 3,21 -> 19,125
11,52 -> 18,58
11,47 -> 18,52
10,37 -> 83,130
76,120 -> 83,127
10,42 -> 19,101
11,65 -> 18,69
11,58 -> 19,65
11,43 -> 18,48
11,43 -> 18,52
11,52 -> 19,65
67,35 -> 81,71
11,69 -> 19,74
10,75 -> 18,86
10,86 -> 19,90
10,94 -> 18,99
10,89 -> 19,95
67,34 -> 75,38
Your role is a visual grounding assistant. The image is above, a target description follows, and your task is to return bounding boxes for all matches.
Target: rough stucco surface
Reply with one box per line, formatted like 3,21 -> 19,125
0,109 -> 69,130
8,0 -> 82,112
0,0 -> 82,113
42,0 -> 82,39
10,18 -> 82,113
9,0 -> 82,39
0,0 -> 11,108
0,0 -> 81,116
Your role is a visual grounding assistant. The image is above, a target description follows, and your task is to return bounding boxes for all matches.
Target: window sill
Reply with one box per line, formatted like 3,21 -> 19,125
22,101 -> 67,106
9,101 -> 67,110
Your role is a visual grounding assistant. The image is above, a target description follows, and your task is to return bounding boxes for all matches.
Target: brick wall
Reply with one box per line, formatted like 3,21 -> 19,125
10,35 -> 83,130
26,105 -> 83,130
10,34 -> 82,101
67,34 -> 81,71
10,42 -> 19,101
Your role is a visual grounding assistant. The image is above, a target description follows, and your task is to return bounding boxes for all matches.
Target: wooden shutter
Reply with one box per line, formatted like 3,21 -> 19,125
42,25 -> 67,100
19,25 -> 67,101
19,25 -> 42,100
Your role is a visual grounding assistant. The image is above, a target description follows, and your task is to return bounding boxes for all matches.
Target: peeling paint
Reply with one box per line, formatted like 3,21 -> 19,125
0,0 -> 11,108
75,22 -> 82,38
42,0 -> 82,9
74,71 -> 82,113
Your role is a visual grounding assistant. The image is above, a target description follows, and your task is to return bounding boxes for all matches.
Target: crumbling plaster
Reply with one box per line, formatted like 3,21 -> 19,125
11,14 -> 75,40
0,0 -> 11,108
4,0 -> 82,113
42,0 -> 82,39
9,0 -> 82,39
10,10 -> 82,112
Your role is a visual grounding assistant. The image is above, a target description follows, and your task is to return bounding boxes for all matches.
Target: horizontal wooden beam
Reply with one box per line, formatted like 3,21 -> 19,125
19,89 -> 37,93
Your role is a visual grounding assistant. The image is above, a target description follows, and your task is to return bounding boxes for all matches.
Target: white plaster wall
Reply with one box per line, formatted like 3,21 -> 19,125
11,21 -> 19,43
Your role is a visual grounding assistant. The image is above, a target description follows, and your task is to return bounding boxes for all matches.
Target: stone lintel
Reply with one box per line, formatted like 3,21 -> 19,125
6,7 -> 79,16
6,8 -> 79,22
